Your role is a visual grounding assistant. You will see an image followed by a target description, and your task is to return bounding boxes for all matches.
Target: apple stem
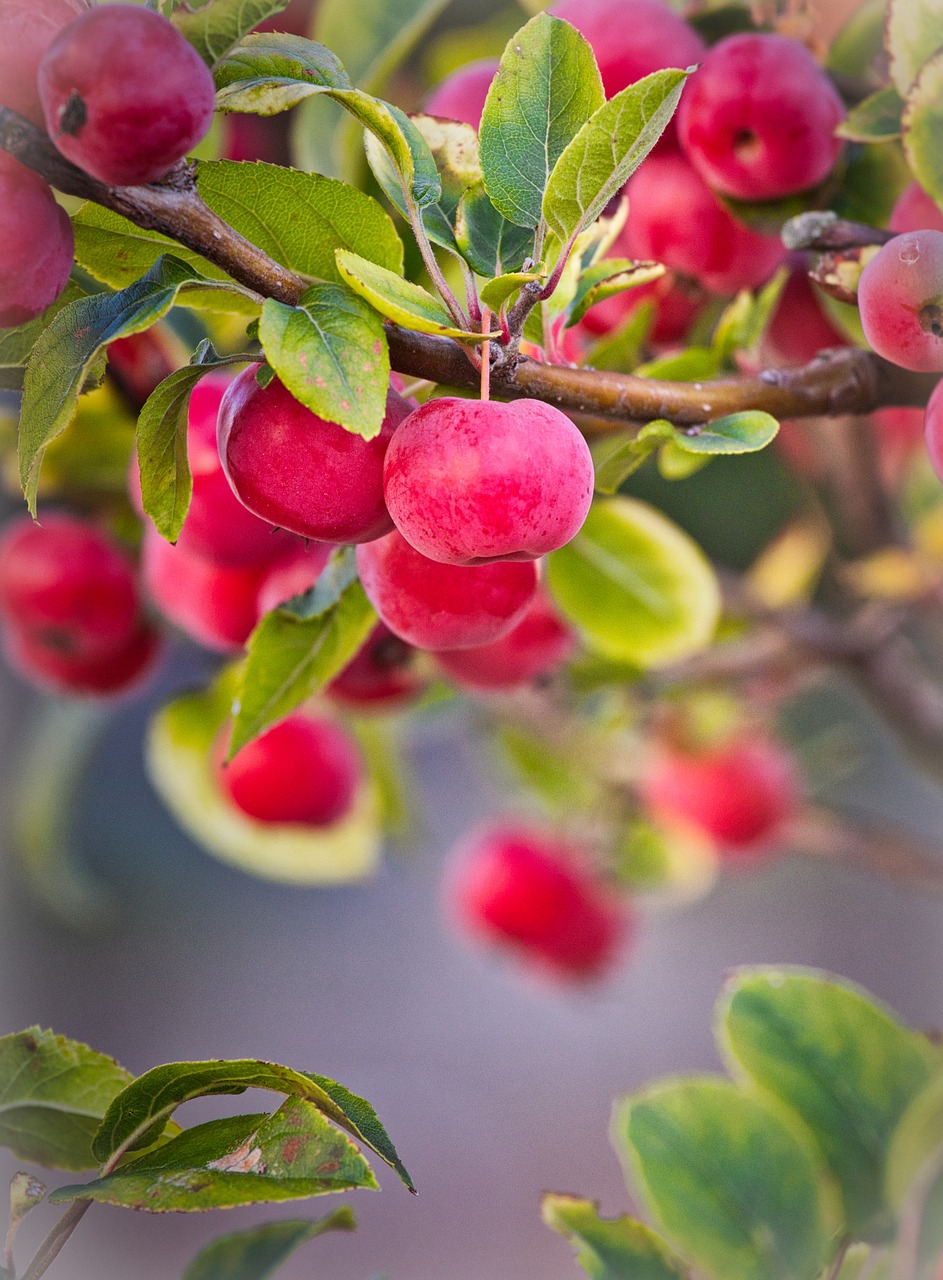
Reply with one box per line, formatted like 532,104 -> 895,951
480,307 -> 492,402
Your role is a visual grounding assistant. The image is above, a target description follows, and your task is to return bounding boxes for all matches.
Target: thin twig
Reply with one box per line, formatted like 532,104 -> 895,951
792,808 -> 943,892
19,1201 -> 92,1280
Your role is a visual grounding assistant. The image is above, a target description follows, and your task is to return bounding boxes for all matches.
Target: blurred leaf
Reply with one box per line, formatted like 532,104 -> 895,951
656,441 -> 712,481
542,1193 -> 688,1280
838,86 -> 905,142
19,257 -> 245,515
136,342 -> 244,543
543,69 -> 692,245
886,0 -> 943,96
547,497 -> 720,667
35,380 -> 137,501
479,13 -> 604,229
585,301 -> 654,371
366,114 -> 481,253
828,0 -> 886,77
615,821 -> 718,902
718,967 -> 940,1241
316,0 -> 449,93
259,283 -> 389,437
711,270 -> 787,363
232,580 -> 377,754
634,348 -> 720,381
747,516 -> 832,610
886,1073 -> 943,1275
0,1029 -> 132,1171
592,422 -> 675,492
54,1101 -> 376,1211
335,251 -> 492,341
903,49 -> 943,207
498,724 -> 601,812
565,260 -> 664,328
92,1048 -> 411,1191
455,183 -> 536,276
614,1078 -> 840,1280
147,675 -> 382,886
174,0 -> 290,66
183,1208 -> 356,1280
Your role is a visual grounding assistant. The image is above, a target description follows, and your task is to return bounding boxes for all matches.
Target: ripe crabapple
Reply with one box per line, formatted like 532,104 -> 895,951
217,368 -> 413,544
383,397 -> 594,565
678,34 -> 845,201
857,231 -> 943,373
0,513 -> 142,661
216,713 -> 362,828
889,182 -> 943,235
444,823 -> 630,981
356,530 -> 538,651
131,373 -> 300,568
424,59 -> 499,130
922,378 -> 943,483
38,3 -> 216,187
327,623 -> 426,710
763,270 -> 847,368
551,0 -> 705,145
107,329 -> 182,410
625,154 -> 786,296
640,735 -> 799,855
4,620 -> 162,697
434,591 -> 575,692
0,0 -> 89,126
0,153 -> 74,328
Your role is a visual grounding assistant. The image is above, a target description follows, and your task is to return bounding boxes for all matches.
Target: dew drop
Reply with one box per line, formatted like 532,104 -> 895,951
899,242 -> 921,265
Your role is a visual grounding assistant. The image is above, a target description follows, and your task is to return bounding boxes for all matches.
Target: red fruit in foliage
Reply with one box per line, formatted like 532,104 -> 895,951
384,397 -> 593,566
551,0 -> 704,120
4,621 -> 162,697
434,591 -> 575,692
678,34 -> 844,201
217,713 -> 362,828
217,368 -> 413,544
131,373 -> 299,568
0,513 -> 142,661
763,270 -> 847,368
889,182 -> 943,235
445,823 -> 630,981
0,153 -> 74,328
641,736 -> 799,853
625,154 -> 786,296
580,270 -> 706,346
922,379 -> 943,483
38,4 -> 216,186
858,231 -> 943,373
327,623 -> 425,710
356,530 -> 538,651
0,0 -> 89,126
424,58 -> 499,130
107,329 -> 181,409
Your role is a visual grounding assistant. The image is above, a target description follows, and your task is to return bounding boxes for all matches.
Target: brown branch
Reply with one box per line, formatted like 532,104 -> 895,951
782,210 -> 895,252
3,107 -> 938,433
793,808 -> 943,893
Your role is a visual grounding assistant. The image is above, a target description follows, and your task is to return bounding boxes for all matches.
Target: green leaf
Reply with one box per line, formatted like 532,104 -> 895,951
335,250 -> 492,341
19,256 -> 237,515
232,579 -> 377,754
259,282 -> 389,437
565,259 -> 664,328
54,1101 -> 376,1212
0,282 -> 89,392
712,270 -> 788,363
614,1078 -> 840,1280
146,673 -> 382,887
886,1073 -> 943,1273
91,1054 -> 411,1191
316,0 -> 450,93
718,966 -> 940,1241
675,412 -> 779,456
214,36 -> 440,208
543,68 -> 692,246
542,1193 -> 688,1280
479,13 -> 604,229
837,85 -> 905,142
634,348 -> 721,382
886,0 -> 943,95
591,422 -> 675,492
828,0 -> 886,77
0,1029 -> 133,1171
136,343 -> 247,543
174,0 -> 291,66
548,497 -> 720,667
276,545 -> 359,619
479,271 -> 545,311
903,49 -> 943,207
183,1209 -> 356,1280
454,182 -> 536,277
365,114 -> 481,253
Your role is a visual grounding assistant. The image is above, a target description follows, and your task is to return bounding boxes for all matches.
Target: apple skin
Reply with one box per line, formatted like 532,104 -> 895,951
217,367 -> 413,544
424,58 -> 498,130
327,623 -> 426,710
0,0 -> 90,126
0,153 -> 74,328
443,823 -> 631,982
356,530 -> 538,651
4,621 -> 163,697
383,397 -> 594,566
434,591 -> 575,692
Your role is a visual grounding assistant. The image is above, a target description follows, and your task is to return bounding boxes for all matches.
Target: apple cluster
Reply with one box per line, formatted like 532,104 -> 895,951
0,1 -> 216,328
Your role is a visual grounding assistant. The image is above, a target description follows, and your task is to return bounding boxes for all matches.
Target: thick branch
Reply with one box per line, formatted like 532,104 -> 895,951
4,106 -> 938,432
